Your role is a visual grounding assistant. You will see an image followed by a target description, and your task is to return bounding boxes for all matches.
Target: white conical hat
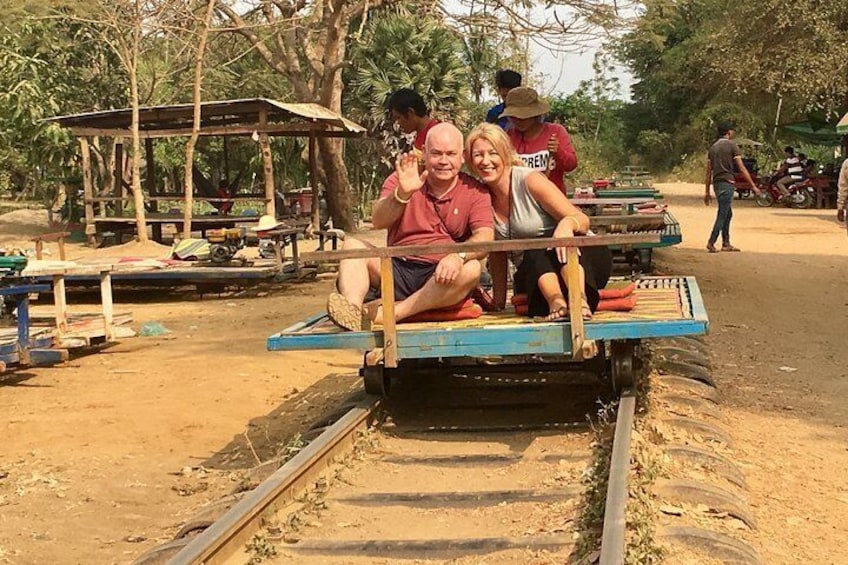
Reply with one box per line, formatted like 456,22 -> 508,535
251,215 -> 282,231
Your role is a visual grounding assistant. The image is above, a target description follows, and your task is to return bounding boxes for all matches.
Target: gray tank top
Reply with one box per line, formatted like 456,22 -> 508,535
494,167 -> 557,265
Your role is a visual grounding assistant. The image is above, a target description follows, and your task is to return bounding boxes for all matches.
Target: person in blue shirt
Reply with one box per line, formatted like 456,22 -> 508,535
486,69 -> 521,129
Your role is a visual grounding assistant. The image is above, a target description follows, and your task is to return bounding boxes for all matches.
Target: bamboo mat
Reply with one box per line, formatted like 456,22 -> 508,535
303,278 -> 690,334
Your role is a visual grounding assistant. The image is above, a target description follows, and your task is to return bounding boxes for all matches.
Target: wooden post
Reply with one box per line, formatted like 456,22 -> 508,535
99,269 -> 114,341
379,257 -> 398,368
223,135 -> 230,182
114,140 -> 124,216
34,240 -> 43,260
57,236 -> 66,260
565,247 -> 585,360
258,111 -> 275,217
79,138 -> 96,246
53,274 -> 68,333
290,233 -> 300,278
309,132 -> 319,228
145,138 -> 162,242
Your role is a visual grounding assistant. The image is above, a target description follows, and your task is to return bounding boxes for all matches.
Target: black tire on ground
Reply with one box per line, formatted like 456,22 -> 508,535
790,189 -> 813,209
655,359 -> 716,387
755,192 -> 774,207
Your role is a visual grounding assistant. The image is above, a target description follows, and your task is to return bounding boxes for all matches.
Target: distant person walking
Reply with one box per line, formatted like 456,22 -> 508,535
837,158 -> 848,223
704,121 -> 761,252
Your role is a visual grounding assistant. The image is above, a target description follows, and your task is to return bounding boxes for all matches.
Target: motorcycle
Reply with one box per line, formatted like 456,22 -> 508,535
755,174 -> 814,209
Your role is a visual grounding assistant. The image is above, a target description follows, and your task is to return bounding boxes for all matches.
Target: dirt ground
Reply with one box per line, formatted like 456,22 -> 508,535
1,185 -> 847,564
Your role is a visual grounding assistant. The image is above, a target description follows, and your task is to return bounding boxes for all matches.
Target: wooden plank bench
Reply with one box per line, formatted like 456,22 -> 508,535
30,232 -> 71,260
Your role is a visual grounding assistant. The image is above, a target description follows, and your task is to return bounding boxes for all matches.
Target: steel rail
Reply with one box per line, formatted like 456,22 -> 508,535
167,397 -> 379,565
599,389 -> 637,564
162,389 -> 638,565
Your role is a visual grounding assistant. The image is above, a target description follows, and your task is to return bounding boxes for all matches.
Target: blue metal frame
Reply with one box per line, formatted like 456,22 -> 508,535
0,282 -> 66,370
268,277 -> 709,361
608,212 -> 682,251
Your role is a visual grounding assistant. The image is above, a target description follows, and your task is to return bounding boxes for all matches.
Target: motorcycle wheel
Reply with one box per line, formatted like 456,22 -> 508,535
755,192 -> 774,207
790,190 -> 813,209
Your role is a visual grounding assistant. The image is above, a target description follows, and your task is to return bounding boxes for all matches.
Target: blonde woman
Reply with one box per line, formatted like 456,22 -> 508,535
465,123 -> 611,320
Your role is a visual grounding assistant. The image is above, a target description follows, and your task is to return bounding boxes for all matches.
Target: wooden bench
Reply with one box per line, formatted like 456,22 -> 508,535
30,232 -> 71,260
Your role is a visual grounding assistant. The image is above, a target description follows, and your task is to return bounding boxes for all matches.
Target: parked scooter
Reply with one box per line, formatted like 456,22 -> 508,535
755,174 -> 814,209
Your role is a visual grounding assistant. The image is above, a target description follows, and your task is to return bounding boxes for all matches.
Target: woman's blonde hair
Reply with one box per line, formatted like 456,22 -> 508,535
464,123 -> 524,178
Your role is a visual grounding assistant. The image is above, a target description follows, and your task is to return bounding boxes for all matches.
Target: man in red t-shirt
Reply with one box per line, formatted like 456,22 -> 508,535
386,88 -> 440,152
327,123 -> 494,331
501,87 -> 577,192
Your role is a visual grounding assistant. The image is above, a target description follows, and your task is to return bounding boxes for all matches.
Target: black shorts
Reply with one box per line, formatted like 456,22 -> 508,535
365,258 -> 437,301
514,246 -> 612,317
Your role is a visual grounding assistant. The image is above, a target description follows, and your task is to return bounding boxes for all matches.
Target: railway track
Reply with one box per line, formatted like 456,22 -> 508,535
136,362 -> 635,565
136,338 -> 761,565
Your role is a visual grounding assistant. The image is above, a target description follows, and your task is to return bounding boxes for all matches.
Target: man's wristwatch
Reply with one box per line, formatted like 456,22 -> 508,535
457,252 -> 468,263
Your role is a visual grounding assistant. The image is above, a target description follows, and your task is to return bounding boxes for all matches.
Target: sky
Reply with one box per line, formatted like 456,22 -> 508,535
532,46 -> 634,101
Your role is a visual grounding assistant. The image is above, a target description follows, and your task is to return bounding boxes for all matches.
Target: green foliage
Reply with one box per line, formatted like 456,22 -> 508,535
0,18 -> 126,197
616,0 -> 848,174
345,10 -> 472,130
548,56 -> 630,179
343,9 -> 473,203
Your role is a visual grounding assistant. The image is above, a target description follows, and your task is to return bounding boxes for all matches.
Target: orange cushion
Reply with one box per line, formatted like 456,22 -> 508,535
402,299 -> 483,323
597,295 -> 638,311
598,282 -> 636,300
514,295 -> 637,316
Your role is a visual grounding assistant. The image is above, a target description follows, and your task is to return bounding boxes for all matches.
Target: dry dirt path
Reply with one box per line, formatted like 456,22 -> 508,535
1,278 -> 356,564
653,182 -> 848,563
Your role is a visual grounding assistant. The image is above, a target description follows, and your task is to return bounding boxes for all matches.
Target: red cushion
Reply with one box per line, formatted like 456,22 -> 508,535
597,295 -> 638,311
598,282 -> 636,300
403,299 -> 483,323
515,294 -> 637,316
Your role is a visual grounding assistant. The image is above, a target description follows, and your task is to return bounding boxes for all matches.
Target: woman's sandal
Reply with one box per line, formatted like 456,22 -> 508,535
542,305 -> 569,322
580,299 -> 593,320
721,245 -> 741,252
541,301 -> 592,323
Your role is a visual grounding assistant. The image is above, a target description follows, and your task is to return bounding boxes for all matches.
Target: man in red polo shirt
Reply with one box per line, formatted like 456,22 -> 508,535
328,123 -> 494,331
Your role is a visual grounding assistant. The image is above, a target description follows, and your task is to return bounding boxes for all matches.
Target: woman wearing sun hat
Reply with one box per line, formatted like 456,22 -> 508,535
500,86 -> 577,193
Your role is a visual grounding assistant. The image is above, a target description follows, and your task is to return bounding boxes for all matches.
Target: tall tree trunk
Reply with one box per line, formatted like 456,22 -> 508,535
317,137 -> 353,230
128,55 -> 149,243
183,0 -> 217,239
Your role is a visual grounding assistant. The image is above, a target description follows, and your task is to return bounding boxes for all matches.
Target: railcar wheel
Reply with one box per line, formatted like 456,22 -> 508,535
638,249 -> 653,273
362,364 -> 391,397
610,340 -> 637,392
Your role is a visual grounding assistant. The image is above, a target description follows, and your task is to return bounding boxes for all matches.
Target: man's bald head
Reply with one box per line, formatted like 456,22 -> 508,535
425,123 -> 463,153
422,123 -> 464,191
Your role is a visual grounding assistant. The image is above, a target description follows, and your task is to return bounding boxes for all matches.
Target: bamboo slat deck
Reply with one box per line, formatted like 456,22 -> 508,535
268,276 -> 708,359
